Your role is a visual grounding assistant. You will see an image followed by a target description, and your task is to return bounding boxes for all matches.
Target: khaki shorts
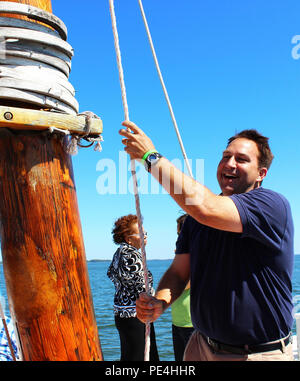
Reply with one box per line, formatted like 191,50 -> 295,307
183,331 -> 294,361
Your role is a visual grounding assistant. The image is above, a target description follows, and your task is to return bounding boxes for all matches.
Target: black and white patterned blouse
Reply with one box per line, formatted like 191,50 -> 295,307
107,242 -> 155,318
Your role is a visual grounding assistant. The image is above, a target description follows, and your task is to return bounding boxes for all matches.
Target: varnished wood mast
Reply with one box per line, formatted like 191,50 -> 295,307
1,0 -> 52,15
0,0 -> 103,360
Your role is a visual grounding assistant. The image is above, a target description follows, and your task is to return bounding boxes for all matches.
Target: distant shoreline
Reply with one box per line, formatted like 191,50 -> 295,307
0,258 -> 173,264
87,258 -> 173,262
1,252 -> 298,267
0,256 -> 299,265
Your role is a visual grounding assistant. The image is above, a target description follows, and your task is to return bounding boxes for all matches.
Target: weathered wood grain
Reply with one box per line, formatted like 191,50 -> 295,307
0,105 -> 102,135
0,0 -> 104,361
0,130 -> 103,360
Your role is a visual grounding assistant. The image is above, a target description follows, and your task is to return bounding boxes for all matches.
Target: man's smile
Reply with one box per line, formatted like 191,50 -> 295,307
222,173 -> 238,180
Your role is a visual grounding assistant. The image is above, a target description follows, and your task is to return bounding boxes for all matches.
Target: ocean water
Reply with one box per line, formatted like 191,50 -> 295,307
89,259 -> 175,361
1,256 -> 300,361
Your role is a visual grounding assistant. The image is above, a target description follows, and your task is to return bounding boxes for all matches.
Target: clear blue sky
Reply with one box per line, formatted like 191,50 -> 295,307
48,0 -> 300,260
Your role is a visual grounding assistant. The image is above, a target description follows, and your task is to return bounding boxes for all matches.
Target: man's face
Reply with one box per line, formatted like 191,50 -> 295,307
217,138 -> 267,196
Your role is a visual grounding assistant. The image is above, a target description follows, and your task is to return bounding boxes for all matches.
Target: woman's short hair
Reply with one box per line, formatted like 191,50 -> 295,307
112,214 -> 138,244
176,213 -> 188,233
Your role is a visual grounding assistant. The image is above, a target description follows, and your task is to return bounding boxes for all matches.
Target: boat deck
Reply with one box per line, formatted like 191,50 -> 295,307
293,335 -> 299,360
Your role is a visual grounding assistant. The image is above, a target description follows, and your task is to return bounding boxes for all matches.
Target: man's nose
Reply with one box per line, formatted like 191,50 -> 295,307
226,156 -> 237,168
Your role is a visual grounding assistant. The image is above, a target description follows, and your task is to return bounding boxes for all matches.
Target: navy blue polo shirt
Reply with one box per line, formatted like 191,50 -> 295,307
175,187 -> 294,345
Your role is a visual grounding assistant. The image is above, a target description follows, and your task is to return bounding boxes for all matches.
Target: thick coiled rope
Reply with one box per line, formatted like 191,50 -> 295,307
0,2 -> 103,153
0,2 -> 77,115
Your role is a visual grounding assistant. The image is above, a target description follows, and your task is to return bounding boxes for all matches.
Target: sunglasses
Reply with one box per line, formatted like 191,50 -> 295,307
127,232 -> 148,238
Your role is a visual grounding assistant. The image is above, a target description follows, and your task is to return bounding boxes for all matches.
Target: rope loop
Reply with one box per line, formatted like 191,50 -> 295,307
65,111 -> 103,155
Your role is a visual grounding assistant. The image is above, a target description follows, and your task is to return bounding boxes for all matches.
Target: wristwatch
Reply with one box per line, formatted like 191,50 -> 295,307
144,151 -> 163,172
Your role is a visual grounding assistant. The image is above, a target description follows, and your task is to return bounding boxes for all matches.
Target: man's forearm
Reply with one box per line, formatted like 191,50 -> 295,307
150,157 -> 242,233
154,266 -> 188,311
119,120 -> 242,232
151,157 -> 214,221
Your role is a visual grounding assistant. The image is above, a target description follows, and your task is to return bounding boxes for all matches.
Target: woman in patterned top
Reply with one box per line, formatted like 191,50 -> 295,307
107,214 -> 159,361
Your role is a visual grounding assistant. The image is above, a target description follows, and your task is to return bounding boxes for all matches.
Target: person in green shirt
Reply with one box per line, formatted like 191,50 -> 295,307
171,214 -> 194,361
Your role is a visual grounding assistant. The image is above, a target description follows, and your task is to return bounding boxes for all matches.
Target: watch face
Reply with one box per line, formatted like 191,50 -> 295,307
145,152 -> 162,172
148,153 -> 157,162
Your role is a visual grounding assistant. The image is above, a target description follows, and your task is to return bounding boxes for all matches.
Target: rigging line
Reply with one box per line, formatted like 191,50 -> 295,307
137,0 -> 194,178
108,0 -> 151,362
0,299 -> 16,361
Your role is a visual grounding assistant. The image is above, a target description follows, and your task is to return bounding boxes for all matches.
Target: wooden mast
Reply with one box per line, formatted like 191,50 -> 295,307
1,0 -> 52,14
0,0 -> 103,360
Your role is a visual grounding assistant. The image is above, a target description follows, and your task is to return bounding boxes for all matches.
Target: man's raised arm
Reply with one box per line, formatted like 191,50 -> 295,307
119,120 -> 242,233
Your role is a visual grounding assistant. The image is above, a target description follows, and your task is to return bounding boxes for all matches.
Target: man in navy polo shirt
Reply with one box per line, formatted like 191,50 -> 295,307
120,121 -> 294,361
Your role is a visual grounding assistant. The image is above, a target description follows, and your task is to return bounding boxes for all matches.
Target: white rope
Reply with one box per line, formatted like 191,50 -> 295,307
137,0 -> 194,178
108,0 -> 151,362
0,297 -> 16,361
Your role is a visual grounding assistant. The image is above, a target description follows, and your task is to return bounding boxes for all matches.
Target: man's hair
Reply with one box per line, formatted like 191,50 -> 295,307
112,214 -> 137,244
227,129 -> 274,169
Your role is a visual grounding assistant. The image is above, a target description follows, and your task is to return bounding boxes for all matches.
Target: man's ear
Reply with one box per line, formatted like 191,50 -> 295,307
257,167 -> 268,182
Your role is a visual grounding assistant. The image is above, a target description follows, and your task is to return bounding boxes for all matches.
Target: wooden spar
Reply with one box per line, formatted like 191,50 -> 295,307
0,0 -> 103,361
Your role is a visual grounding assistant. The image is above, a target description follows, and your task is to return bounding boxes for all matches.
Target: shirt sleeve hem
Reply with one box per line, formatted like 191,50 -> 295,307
230,194 -> 249,237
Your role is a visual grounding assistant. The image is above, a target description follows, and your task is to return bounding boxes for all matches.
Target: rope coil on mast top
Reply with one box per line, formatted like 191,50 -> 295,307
0,2 -> 68,40
0,2 -> 76,114
0,1 -> 103,153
